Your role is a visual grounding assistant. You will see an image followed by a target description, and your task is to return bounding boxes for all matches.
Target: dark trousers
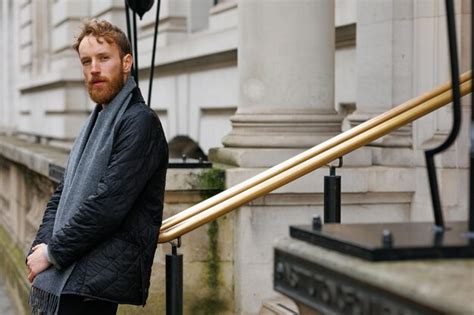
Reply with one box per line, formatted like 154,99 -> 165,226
57,294 -> 118,315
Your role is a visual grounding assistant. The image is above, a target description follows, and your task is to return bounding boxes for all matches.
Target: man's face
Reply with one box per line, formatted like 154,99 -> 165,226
78,35 -> 132,105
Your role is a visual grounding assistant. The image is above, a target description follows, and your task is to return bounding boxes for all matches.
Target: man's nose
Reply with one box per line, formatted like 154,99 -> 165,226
91,59 -> 100,74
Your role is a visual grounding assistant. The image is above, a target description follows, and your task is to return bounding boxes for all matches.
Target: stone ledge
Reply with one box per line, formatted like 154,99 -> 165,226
0,135 -> 225,192
275,237 -> 474,315
0,135 -> 69,179
18,71 -> 83,93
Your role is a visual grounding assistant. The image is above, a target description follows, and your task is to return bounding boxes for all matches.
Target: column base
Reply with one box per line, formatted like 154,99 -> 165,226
222,112 -> 343,149
209,147 -> 372,168
209,147 -> 307,168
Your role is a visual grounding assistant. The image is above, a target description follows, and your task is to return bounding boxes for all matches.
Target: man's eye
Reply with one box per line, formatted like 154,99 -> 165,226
101,56 -> 109,61
82,60 -> 91,65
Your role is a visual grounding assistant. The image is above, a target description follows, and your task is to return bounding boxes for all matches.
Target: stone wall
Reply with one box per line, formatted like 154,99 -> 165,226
0,135 -> 232,315
1,0 -> 359,154
0,155 -> 57,315
2,0 -> 238,151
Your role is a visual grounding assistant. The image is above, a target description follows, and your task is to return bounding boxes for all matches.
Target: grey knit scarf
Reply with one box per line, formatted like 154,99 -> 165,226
29,76 -> 136,315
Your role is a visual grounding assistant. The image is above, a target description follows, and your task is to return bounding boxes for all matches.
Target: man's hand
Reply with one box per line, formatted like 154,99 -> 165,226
26,243 -> 51,283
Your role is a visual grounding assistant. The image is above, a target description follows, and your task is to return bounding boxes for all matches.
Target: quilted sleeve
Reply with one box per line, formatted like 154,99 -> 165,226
47,108 -> 166,269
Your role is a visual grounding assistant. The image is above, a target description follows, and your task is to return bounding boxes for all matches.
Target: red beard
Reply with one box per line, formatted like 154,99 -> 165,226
87,74 -> 124,105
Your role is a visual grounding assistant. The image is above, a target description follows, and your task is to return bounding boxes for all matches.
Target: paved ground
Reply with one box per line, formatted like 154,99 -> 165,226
0,277 -> 16,315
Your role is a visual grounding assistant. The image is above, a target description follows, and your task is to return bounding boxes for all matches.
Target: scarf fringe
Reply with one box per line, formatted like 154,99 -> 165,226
29,286 -> 60,315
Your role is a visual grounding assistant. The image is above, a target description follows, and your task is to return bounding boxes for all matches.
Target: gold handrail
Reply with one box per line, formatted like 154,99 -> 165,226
160,71 -> 472,232
159,79 -> 472,243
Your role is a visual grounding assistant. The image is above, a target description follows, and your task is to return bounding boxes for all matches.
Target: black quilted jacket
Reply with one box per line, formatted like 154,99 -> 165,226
29,87 -> 168,305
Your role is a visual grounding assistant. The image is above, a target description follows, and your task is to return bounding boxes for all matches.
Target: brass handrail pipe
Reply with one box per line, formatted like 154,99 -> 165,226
159,79 -> 472,243
160,71 -> 472,232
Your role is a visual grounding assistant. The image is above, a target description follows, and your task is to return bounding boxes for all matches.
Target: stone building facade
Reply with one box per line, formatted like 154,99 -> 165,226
0,0 -> 472,314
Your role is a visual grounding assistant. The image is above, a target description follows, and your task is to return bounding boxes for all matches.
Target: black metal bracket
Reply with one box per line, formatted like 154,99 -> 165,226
169,237 -> 182,249
325,156 -> 343,170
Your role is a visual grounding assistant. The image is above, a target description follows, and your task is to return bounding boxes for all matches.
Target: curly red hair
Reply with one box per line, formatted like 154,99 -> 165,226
73,19 -> 131,58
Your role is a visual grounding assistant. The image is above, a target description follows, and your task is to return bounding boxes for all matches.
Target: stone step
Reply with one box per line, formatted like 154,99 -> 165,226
259,297 -> 299,315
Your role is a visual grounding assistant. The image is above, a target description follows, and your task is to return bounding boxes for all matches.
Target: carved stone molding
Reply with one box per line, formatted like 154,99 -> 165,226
274,250 -> 443,315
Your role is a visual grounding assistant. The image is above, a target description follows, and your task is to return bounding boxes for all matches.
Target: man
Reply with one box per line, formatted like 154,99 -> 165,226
26,19 -> 168,315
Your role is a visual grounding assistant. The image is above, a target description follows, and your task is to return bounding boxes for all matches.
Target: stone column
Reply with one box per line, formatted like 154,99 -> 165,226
0,0 -> 6,131
213,0 -> 342,167
347,0 -> 414,149
1,0 -> 18,134
208,1 -> 343,313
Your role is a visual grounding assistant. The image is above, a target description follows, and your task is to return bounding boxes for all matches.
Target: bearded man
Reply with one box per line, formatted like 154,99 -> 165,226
25,19 -> 168,315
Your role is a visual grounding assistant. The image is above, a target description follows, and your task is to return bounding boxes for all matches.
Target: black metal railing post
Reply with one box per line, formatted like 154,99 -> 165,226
166,241 -> 183,315
124,1 -> 133,79
324,158 -> 342,223
132,10 -> 139,86
424,0 -> 463,232
124,0 -> 163,94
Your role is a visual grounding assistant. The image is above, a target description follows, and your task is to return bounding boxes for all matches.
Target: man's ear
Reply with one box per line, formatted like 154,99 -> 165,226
122,53 -> 133,74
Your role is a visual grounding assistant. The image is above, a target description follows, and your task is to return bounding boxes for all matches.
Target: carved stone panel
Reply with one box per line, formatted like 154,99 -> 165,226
274,250 -> 444,315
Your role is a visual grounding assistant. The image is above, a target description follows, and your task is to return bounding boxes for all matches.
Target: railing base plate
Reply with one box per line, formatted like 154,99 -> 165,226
290,221 -> 474,261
